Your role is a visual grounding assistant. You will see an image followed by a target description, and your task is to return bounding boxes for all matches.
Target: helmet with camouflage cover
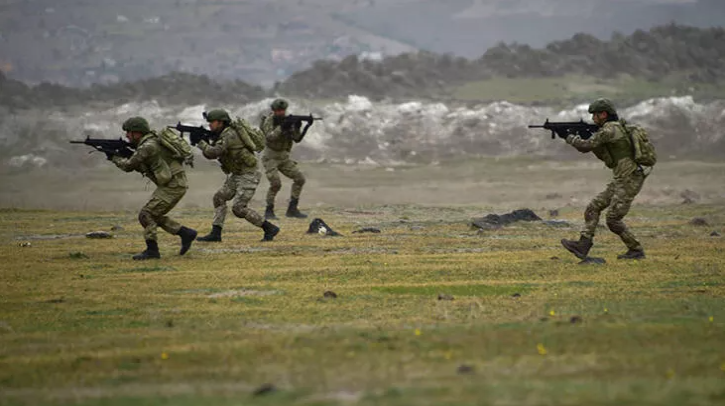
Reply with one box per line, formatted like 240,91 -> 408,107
121,116 -> 151,133
270,98 -> 288,110
588,98 -> 617,115
204,109 -> 231,124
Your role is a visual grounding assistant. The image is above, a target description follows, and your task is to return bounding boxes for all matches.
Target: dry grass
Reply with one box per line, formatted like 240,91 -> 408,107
1,158 -> 724,405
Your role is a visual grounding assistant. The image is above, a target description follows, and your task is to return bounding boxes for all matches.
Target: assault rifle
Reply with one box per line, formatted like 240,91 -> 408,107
281,114 -> 323,128
528,119 -> 599,140
170,123 -> 216,146
279,114 -> 323,142
70,136 -> 135,159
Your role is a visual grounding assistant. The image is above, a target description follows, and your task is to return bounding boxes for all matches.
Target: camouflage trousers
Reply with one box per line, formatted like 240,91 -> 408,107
139,182 -> 186,242
581,170 -> 646,250
211,171 -> 265,228
262,151 -> 306,206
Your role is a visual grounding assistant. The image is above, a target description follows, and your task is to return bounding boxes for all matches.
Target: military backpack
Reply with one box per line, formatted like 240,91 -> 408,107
156,127 -> 195,167
622,123 -> 657,167
230,117 -> 265,152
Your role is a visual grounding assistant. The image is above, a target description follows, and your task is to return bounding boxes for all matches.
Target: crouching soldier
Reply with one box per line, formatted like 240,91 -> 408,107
111,117 -> 197,260
195,109 -> 280,242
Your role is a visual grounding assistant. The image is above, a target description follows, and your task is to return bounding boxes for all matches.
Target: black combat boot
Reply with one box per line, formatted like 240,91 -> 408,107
560,236 -> 593,259
133,239 -> 161,260
196,225 -> 222,242
285,198 -> 308,218
265,204 -> 278,220
617,249 -> 645,260
261,221 -> 280,242
177,226 -> 197,255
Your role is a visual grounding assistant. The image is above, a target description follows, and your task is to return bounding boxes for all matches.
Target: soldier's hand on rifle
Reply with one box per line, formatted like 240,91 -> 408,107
555,129 -> 570,139
189,133 -> 201,146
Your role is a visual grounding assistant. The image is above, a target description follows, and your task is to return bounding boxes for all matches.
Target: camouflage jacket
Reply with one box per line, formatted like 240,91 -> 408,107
566,120 -> 637,179
260,112 -> 302,154
197,126 -> 257,174
112,132 -> 186,187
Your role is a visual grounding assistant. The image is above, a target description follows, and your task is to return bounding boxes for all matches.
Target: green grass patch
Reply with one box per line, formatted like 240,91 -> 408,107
372,283 -> 535,296
1,161 -> 725,405
119,266 -> 177,273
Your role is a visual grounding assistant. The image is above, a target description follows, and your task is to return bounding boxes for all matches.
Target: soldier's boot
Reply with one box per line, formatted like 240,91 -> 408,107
265,204 -> 278,220
261,221 -> 280,242
285,198 -> 308,219
133,239 -> 161,261
617,249 -> 645,260
196,225 -> 222,242
177,226 -> 197,255
560,236 -> 593,259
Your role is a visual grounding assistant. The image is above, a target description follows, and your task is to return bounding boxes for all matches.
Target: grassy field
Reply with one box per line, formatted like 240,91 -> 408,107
1,159 -> 724,405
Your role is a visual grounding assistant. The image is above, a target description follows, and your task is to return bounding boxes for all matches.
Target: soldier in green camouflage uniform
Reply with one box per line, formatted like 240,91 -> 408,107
111,117 -> 197,260
260,98 -> 308,220
195,109 -> 280,242
561,98 -> 650,260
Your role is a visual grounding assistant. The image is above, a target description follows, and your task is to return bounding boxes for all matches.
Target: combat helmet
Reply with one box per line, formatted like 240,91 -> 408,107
122,116 -> 151,134
270,98 -> 288,110
588,98 -> 617,115
203,109 -> 231,124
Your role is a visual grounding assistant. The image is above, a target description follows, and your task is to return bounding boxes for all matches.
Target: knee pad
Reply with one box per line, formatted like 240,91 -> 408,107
606,217 -> 626,234
269,179 -> 282,192
294,175 -> 306,186
232,204 -> 249,219
212,192 -> 227,207
584,205 -> 599,222
138,210 -> 153,227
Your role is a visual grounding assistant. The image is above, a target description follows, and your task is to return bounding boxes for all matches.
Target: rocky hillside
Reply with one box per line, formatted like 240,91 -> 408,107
0,72 -> 265,111
3,24 -> 723,109
279,24 -> 725,99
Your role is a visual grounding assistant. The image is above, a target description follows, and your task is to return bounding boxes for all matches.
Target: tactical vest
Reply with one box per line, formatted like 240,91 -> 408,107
593,121 -> 637,177
261,112 -> 295,153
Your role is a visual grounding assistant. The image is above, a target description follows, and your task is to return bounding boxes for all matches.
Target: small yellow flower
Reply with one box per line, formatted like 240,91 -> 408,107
414,328 -> 422,336
445,351 -> 452,360
709,316 -> 714,323
160,352 -> 169,360
549,310 -> 556,316
604,308 -> 608,313
537,343 -> 547,355
665,368 -> 675,379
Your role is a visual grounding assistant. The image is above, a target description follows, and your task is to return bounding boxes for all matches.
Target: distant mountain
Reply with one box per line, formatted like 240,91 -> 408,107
0,0 -> 723,87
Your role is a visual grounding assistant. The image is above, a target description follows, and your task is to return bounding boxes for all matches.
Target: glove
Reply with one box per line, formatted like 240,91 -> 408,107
565,134 -> 578,144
